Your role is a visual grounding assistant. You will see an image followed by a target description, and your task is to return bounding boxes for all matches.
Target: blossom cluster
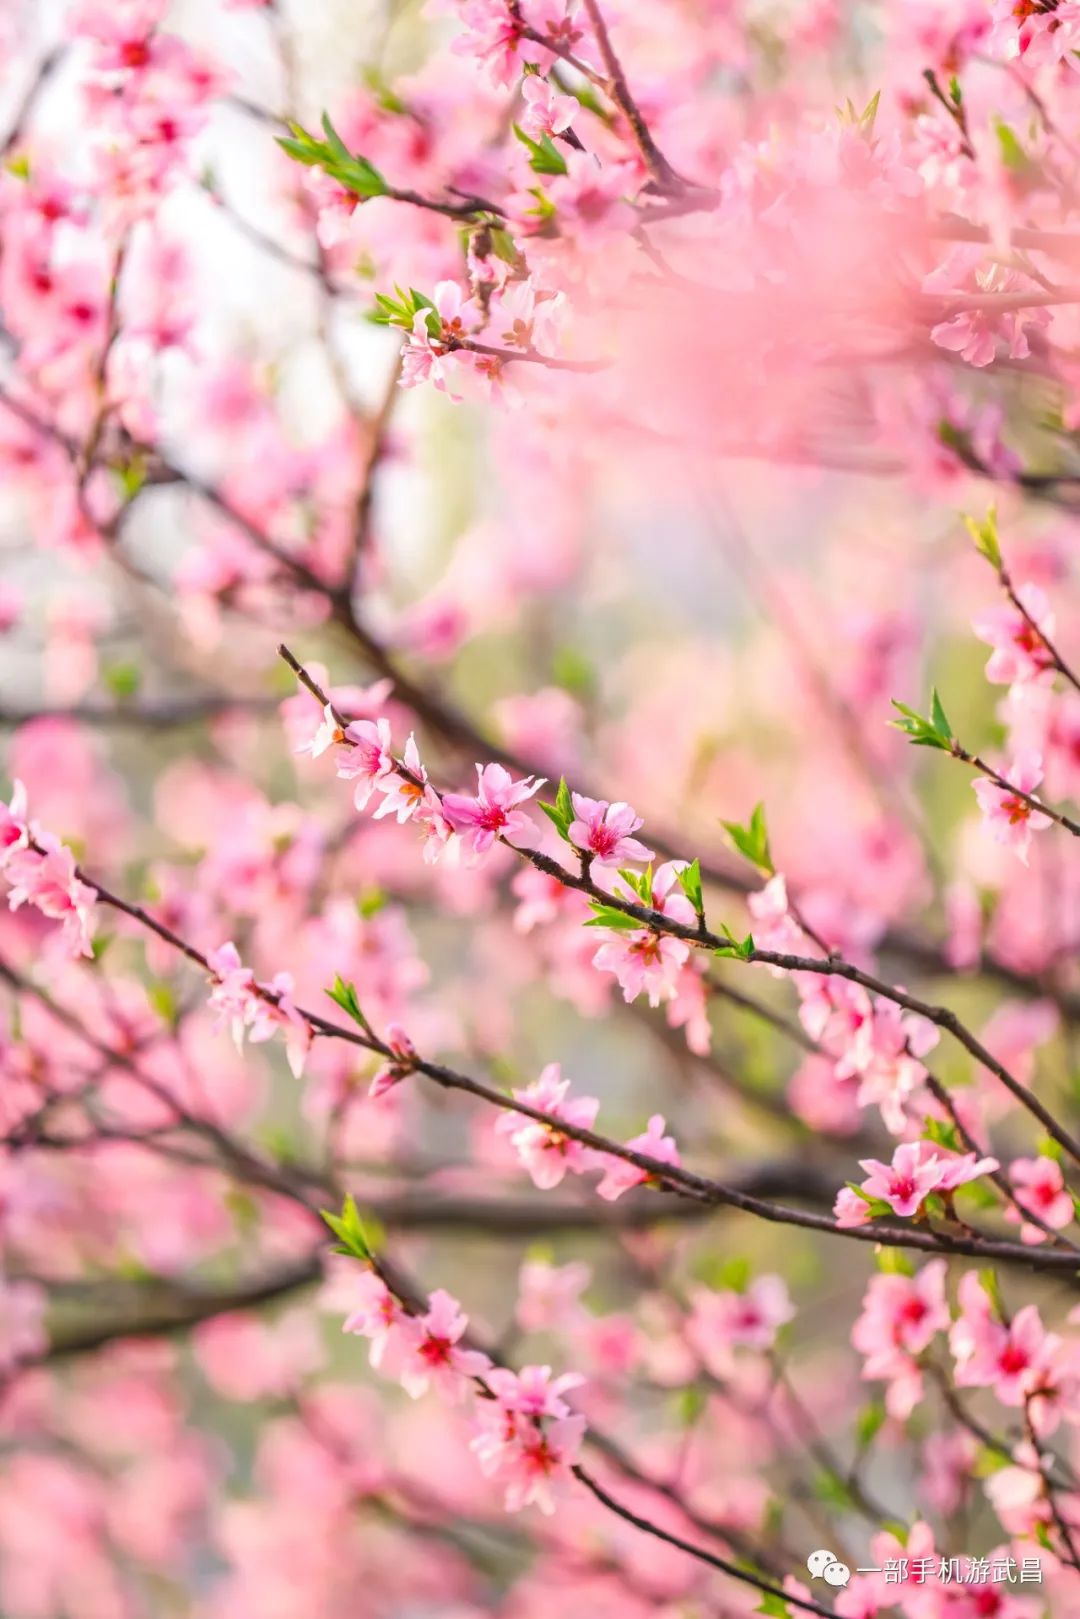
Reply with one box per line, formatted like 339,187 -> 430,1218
0,783 -> 96,957
496,1061 -> 680,1200
342,1272 -> 586,1514
206,941 -> 312,1079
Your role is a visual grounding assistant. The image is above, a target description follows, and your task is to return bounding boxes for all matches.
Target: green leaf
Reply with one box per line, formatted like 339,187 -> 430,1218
357,888 -> 386,920
924,1117 -> 962,1152
755,1596 -> 792,1618
720,803 -> 773,874
889,690 -> 954,752
813,1469 -> 855,1509
978,1268 -> 1005,1317
326,975 -> 373,1035
487,226 -> 524,268
876,1248 -> 915,1276
103,660 -> 141,700
674,1384 -> 707,1427
715,925 -> 755,961
716,1255 -> 751,1292
855,1401 -> 886,1447
275,135 -> 320,167
972,1446 -> 1011,1479
276,117 -> 388,200
858,89 -> 881,134
995,121 -> 1028,173
512,123 -> 568,176
320,1194 -> 372,1262
964,505 -> 1002,570
676,857 -> 704,916
116,457 -> 148,501
147,983 -> 179,1027
539,777 -> 576,842
585,904 -> 644,932
961,1179 -> 999,1212
551,644 -> 594,696
320,112 -> 351,164
835,89 -> 880,139
932,688 -> 952,742
617,865 -> 654,905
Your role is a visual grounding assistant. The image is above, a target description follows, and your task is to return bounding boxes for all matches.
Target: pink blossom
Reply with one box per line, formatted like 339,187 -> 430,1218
486,1364 -> 585,1420
852,1261 -> 948,1416
400,310 -> 463,398
972,753 -> 1052,866
398,283 -> 481,399
861,1139 -> 945,1217
747,873 -> 803,961
304,167 -> 364,251
369,1025 -> 417,1099
470,1401 -> 586,1514
822,988 -> 937,1134
930,1144 -> 1001,1191
592,863 -> 695,1007
688,1276 -> 795,1374
984,1453 -> 1054,1541
335,717 -> 395,810
442,0 -> 527,85
442,763 -> 545,857
429,279 -> 482,343
397,1288 -> 491,1400
294,701 -> 346,759
206,943 -> 311,1077
1006,1156 -> 1076,1246
0,781 -> 29,866
973,583 -> 1056,687
592,928 -> 690,1007
950,1274 -> 1058,1406
854,1261 -> 949,1366
989,0 -> 1080,72
496,1063 -> 600,1189
416,785 -> 459,865
545,151 -> 636,240
519,74 -> 577,139
833,1185 -> 874,1228
5,839 -> 97,958
342,1270 -> 405,1370
567,794 -> 652,866
206,941 -> 258,1043
854,1140 -> 997,1218
595,1114 -> 679,1202
373,735 -> 428,824
250,971 -> 312,1080
487,279 -> 566,355
511,865 -> 573,932
515,1259 -> 590,1334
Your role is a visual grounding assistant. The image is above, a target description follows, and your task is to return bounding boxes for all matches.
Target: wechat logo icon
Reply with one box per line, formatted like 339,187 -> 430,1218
807,1549 -> 851,1587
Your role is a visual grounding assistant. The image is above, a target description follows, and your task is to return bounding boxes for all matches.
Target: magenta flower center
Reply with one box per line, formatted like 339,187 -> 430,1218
419,1334 -> 452,1367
